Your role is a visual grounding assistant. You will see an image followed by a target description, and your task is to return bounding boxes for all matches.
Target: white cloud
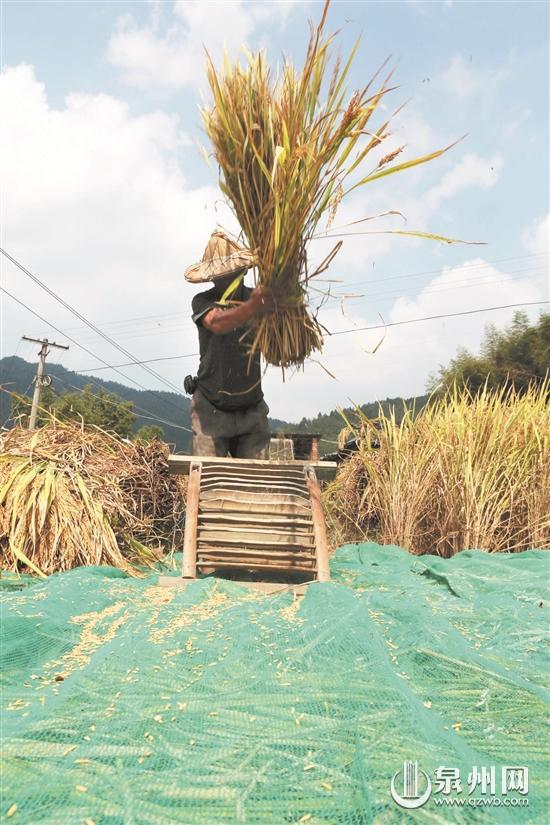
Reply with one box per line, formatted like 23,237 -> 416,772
265,218 -> 548,420
0,63 -> 224,377
439,54 -> 509,101
108,1 -> 298,92
521,213 -> 549,258
423,152 -> 503,212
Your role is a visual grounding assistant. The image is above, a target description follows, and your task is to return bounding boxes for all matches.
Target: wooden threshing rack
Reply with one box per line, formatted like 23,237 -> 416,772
159,455 -> 337,592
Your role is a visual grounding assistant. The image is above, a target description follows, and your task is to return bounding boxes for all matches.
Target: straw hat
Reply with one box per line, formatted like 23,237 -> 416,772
184,230 -> 256,284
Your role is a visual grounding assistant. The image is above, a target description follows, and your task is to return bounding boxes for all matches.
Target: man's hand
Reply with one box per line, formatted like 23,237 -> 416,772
248,286 -> 275,317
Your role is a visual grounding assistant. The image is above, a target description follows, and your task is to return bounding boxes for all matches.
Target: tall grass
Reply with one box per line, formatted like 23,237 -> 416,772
324,383 -> 550,555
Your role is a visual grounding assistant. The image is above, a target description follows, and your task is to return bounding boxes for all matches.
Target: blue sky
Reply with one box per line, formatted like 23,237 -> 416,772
1,0 -> 548,421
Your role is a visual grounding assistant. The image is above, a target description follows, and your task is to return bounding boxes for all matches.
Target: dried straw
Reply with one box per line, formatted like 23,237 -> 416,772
0,422 -> 182,576
202,0 -> 459,369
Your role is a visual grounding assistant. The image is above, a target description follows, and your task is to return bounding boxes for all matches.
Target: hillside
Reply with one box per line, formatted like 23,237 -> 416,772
0,357 -> 429,454
284,394 -> 430,451
0,357 -> 289,452
0,356 -> 194,450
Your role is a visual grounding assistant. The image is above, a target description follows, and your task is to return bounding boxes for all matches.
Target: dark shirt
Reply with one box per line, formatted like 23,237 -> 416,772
191,285 -> 263,411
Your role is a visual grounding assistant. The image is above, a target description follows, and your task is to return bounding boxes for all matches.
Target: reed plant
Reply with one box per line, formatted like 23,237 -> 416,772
202,0 -> 461,368
0,421 -> 182,576
324,382 -> 550,554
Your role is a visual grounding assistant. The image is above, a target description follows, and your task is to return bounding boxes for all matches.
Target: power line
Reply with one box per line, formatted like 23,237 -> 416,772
37,251 -> 549,339
310,248 -> 548,289
80,353 -> 199,373
69,264 -> 547,348
52,375 -> 193,433
0,247 -> 184,397
68,267 -> 545,349
54,310 -> 189,337
313,266 -> 547,310
54,300 -> 550,371
70,267 -> 544,346
329,301 -> 550,337
0,286 -> 187,422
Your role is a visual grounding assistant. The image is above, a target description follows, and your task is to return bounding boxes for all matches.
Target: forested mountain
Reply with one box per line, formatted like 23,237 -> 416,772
0,356 -> 193,450
286,395 -> 430,451
1,356 -> 428,455
0,357 -> 288,452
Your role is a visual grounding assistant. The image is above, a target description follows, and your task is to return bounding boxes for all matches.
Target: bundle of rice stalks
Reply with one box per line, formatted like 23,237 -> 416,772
0,422 -> 182,576
324,382 -> 550,555
202,1 -> 459,368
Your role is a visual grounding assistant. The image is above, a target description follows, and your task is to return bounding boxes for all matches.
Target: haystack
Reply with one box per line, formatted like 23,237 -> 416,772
0,422 -> 182,576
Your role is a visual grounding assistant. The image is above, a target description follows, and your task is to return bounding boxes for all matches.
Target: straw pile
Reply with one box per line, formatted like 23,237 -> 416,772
202,0 -> 456,368
324,382 -> 550,554
0,422 -> 182,576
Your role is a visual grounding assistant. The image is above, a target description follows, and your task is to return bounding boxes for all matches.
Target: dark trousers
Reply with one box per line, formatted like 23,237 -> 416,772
190,389 -> 271,459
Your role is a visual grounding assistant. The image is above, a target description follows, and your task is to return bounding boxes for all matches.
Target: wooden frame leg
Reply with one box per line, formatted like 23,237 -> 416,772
182,461 -> 202,579
305,465 -> 330,582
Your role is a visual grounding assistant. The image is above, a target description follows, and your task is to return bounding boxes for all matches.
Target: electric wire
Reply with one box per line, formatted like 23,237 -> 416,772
0,286 -> 189,425
330,301 -> 550,336
42,301 -> 550,372
309,248 -> 549,289
63,266 -> 547,348
80,353 -> 199,373
52,375 -> 193,434
312,267 -> 548,310
0,247 -> 184,396
30,251 -> 548,340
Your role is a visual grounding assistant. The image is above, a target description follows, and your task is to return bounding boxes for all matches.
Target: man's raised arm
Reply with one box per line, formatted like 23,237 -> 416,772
202,287 -> 275,335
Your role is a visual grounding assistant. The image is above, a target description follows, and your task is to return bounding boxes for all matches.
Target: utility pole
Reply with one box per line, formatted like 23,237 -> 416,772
22,336 -> 69,429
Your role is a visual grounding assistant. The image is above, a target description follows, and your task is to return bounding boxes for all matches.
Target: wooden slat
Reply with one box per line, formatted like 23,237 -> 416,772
200,477 -> 307,489
198,547 -> 315,561
197,558 -> 316,572
168,454 -> 338,481
200,490 -> 311,507
197,522 -> 315,544
198,525 -> 314,538
199,501 -> 311,517
305,465 -> 330,582
181,461 -> 201,579
201,465 -> 306,479
200,478 -> 309,494
199,513 -> 313,527
197,530 -> 315,547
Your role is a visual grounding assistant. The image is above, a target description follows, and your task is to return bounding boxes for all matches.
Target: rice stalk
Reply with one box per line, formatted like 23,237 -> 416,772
324,382 -> 550,554
0,421 -> 182,576
202,0 -> 463,368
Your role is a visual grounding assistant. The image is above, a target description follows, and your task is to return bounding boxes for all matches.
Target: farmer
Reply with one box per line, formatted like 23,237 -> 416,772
184,230 -> 275,459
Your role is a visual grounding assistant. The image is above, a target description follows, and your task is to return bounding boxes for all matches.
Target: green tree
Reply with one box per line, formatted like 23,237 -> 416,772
11,384 -> 137,438
54,385 -> 136,437
134,425 -> 165,443
11,384 -> 58,428
428,312 -> 550,394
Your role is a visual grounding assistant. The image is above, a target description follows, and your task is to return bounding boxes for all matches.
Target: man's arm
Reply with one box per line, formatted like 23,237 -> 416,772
202,287 -> 274,335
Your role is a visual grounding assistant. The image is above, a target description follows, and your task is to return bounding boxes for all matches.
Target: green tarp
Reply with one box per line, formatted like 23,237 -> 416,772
1,544 -> 548,823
